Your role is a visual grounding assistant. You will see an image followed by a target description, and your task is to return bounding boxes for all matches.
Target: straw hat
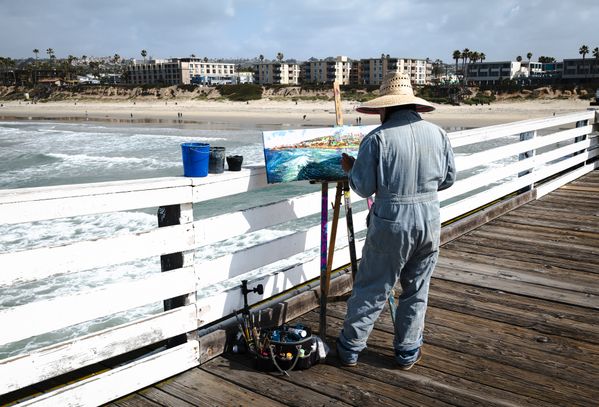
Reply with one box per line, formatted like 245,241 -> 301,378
356,72 -> 434,114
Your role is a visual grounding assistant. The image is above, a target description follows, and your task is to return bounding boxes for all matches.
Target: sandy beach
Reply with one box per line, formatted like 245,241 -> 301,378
0,97 -> 595,130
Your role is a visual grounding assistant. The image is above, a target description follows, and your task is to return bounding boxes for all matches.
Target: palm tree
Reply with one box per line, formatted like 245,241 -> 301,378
452,50 -> 461,74
33,49 -> 39,60
141,49 -> 147,62
526,52 -> 532,63
516,55 -> 522,62
203,57 -> 208,63
592,47 -> 599,76
579,44 -> 589,76
480,52 -> 486,63
276,52 -> 284,62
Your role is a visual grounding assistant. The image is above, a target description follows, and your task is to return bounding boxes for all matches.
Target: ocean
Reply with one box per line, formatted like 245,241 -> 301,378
0,118 -> 505,359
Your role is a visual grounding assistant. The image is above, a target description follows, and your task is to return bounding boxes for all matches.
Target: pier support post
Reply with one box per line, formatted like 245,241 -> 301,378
518,130 -> 537,191
158,203 -> 196,348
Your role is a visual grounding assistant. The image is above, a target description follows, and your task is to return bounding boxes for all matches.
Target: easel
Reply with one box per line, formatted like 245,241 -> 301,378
318,82 -> 359,339
318,82 -> 396,339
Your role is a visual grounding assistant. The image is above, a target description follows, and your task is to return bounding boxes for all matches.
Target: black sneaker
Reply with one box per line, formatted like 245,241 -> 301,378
396,348 -> 421,371
335,339 -> 358,367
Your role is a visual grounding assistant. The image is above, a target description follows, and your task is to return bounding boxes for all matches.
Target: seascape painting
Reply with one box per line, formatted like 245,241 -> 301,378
262,125 -> 376,184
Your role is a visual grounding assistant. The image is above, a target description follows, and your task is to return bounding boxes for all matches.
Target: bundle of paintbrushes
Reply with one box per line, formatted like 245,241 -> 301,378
231,316 -> 325,375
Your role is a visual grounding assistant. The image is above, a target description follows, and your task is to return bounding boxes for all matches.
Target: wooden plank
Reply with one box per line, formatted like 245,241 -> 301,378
453,124 -> 592,172
499,208 -> 599,233
428,278 -> 599,344
440,190 -> 535,245
486,220 -> 599,246
225,351 -> 454,407
0,268 -> 196,346
443,238 -> 598,274
448,111 -> 595,148
318,306 -> 599,406
15,341 -> 199,407
423,308 -> 599,390
196,209 -> 367,288
201,355 -> 354,407
436,255 -> 599,296
440,249 -> 599,294
136,387 -> 196,407
433,262 -> 597,309
536,159 -> 599,198
110,393 -> 164,407
0,186 -> 192,225
195,189 -> 366,247
0,305 -> 196,394
191,166 -> 270,203
302,311 -> 550,407
0,224 -> 195,287
469,227 -> 599,258
156,367 -> 284,407
0,177 -> 190,204
195,238 -> 364,327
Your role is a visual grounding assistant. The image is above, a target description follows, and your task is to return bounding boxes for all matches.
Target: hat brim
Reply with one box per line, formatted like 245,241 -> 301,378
356,95 -> 435,114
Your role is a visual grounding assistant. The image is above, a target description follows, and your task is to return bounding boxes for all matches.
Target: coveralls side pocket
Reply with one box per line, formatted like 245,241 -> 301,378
365,214 -> 402,254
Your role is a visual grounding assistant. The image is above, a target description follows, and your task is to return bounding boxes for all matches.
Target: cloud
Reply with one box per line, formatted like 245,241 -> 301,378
1,0 -> 598,61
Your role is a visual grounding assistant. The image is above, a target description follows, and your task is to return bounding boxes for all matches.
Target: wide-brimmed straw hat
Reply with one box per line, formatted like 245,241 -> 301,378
356,72 -> 434,114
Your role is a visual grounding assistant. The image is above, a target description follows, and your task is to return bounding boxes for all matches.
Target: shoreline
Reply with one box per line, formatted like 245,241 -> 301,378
0,98 -> 594,130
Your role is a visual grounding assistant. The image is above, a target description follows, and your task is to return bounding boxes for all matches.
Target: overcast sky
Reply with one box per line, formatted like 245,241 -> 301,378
1,0 -> 598,62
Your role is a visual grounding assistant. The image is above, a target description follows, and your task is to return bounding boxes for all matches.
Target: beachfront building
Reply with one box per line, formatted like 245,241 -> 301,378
562,58 -> 599,80
232,71 -> 254,84
464,61 -> 525,85
301,56 -> 352,85
254,62 -> 301,85
357,57 -> 432,86
126,58 -> 236,86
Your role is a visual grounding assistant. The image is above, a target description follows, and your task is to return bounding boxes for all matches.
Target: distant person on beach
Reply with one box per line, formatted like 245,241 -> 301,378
337,72 -> 456,370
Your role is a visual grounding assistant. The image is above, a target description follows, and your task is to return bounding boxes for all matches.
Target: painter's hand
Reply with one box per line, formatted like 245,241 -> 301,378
341,153 -> 355,173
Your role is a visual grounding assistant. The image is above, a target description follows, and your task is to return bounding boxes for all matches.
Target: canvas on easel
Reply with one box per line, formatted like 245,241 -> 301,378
262,125 -> 376,184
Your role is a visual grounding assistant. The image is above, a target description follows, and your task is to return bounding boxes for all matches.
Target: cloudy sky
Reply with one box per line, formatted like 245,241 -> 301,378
1,0 -> 597,62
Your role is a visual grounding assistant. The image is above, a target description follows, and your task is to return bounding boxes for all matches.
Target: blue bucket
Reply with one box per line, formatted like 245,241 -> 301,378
181,143 -> 210,177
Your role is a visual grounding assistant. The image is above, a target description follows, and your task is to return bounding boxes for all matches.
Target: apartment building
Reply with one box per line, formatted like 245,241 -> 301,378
358,57 -> 432,85
126,58 -> 236,85
254,62 -> 301,85
302,56 -> 352,85
562,58 -> 599,80
464,61 -> 524,85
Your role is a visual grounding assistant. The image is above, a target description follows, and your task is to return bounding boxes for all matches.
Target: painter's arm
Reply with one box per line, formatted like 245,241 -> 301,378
343,135 -> 378,198
438,133 -> 456,191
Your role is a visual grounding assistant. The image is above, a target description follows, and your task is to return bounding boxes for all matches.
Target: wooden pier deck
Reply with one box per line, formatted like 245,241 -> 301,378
108,170 -> 599,407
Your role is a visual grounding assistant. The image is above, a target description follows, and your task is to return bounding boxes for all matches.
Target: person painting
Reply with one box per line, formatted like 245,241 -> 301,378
336,72 -> 456,370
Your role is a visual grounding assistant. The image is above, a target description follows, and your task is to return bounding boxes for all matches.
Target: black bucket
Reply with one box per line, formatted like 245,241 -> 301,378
209,146 -> 225,174
226,155 -> 243,171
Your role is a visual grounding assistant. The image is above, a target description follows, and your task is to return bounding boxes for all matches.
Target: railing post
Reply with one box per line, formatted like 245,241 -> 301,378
157,202 -> 196,348
518,130 -> 536,191
573,119 -> 589,158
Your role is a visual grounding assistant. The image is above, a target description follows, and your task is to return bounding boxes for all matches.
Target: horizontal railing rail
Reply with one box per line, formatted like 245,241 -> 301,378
0,110 -> 597,406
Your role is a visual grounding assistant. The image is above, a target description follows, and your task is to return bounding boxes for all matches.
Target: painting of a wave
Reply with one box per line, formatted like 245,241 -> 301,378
262,125 -> 376,184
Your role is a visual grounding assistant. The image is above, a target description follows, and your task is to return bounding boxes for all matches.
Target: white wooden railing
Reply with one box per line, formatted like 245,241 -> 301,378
0,110 -> 597,406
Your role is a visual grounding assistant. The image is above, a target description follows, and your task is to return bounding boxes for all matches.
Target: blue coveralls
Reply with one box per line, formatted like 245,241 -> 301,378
337,109 -> 456,364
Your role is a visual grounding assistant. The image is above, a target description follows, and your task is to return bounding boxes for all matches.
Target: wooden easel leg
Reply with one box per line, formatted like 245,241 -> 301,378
343,181 -> 358,281
320,182 -> 343,339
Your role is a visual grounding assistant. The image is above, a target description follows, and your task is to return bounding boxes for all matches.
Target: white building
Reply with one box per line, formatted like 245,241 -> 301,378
126,58 -> 236,85
359,57 -> 431,85
465,61 -> 525,84
254,62 -> 301,85
302,56 -> 352,85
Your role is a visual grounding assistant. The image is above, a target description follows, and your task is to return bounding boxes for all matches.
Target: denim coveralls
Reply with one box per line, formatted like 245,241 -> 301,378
338,109 -> 456,364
